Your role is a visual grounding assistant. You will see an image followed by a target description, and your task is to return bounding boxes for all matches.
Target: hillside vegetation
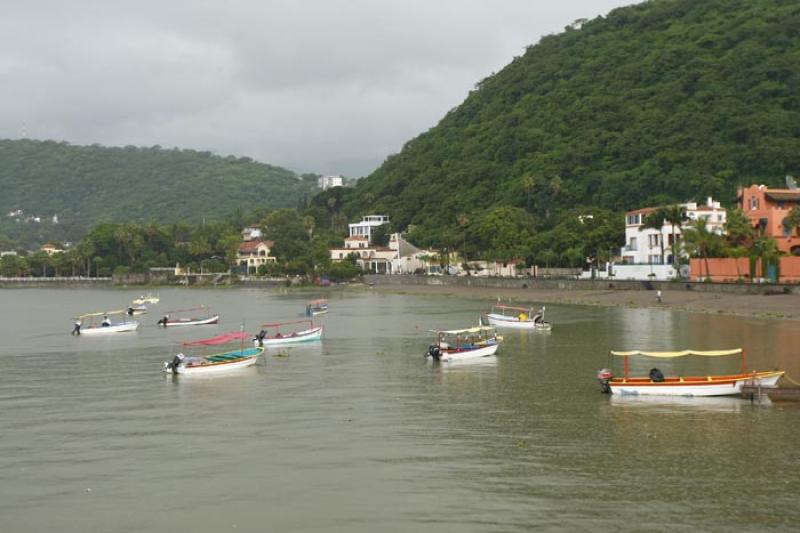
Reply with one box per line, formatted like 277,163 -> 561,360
326,0 -> 800,263
0,140 -> 316,247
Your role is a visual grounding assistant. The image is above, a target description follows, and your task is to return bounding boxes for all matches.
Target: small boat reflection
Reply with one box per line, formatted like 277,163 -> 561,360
434,355 -> 499,370
608,394 -> 770,412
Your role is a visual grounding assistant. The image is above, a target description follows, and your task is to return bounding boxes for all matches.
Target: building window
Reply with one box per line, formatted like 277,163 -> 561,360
628,237 -> 637,251
648,234 -> 660,248
649,255 -> 663,264
750,196 -> 758,210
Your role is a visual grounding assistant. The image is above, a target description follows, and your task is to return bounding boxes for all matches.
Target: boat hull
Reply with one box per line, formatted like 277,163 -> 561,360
259,327 -> 323,346
485,313 -> 550,330
440,342 -> 500,363
165,347 -> 262,375
609,371 -> 784,396
161,315 -> 219,327
80,322 -> 139,335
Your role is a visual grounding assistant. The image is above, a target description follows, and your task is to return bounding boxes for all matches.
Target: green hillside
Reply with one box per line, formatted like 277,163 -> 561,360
0,139 -> 316,247
329,0 -> 800,262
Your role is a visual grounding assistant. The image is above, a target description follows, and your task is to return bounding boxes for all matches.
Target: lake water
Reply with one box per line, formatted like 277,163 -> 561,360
1,287 -> 799,532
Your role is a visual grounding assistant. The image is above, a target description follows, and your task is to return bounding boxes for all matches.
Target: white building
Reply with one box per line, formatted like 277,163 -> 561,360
330,235 -> 396,274
622,197 -> 727,266
330,232 -> 437,275
318,175 -> 344,190
348,215 -> 390,243
241,226 -> 263,241
237,240 -> 277,273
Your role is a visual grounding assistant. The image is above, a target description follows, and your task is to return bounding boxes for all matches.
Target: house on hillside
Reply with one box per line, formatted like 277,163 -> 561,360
388,233 -> 439,274
348,215 -> 390,243
737,184 -> 800,255
461,259 -> 527,277
241,226 -> 263,241
329,231 -> 437,274
330,236 -> 396,273
622,197 -> 726,266
318,175 -> 344,190
40,243 -> 64,256
237,240 -> 276,273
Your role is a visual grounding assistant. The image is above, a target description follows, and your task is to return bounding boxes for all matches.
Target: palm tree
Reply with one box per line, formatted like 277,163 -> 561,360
639,208 -> 667,265
724,208 -> 754,279
457,213 -> 469,262
302,216 -> 315,239
682,218 -> 721,280
521,175 -> 536,212
782,206 -> 800,239
76,240 -> 96,277
663,205 -> 687,271
750,236 -> 781,281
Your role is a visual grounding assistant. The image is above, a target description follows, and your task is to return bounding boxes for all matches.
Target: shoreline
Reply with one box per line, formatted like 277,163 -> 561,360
5,277 -> 800,322
362,283 -> 800,322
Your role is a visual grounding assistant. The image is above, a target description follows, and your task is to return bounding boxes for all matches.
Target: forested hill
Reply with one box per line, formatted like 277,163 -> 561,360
0,139 -> 315,246
332,0 -> 800,252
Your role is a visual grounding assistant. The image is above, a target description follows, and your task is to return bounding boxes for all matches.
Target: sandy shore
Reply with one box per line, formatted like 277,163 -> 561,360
365,283 -> 800,321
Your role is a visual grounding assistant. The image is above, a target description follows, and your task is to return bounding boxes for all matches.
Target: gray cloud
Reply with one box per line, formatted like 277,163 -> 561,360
0,0 -> 634,176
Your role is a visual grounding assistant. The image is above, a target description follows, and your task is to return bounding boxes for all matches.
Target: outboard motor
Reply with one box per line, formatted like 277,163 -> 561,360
254,329 -> 267,347
597,368 -> 613,394
649,368 -> 665,382
165,353 -> 185,374
427,344 -> 441,361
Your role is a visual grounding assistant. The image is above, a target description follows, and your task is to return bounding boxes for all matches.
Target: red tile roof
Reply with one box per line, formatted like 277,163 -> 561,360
238,240 -> 274,252
625,207 -> 657,217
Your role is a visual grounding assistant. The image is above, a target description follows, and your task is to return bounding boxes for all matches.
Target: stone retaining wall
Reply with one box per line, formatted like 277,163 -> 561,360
362,274 -> 800,295
0,277 -> 112,289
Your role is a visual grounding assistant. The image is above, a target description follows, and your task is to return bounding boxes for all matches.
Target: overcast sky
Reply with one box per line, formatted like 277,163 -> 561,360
1,0 -> 635,177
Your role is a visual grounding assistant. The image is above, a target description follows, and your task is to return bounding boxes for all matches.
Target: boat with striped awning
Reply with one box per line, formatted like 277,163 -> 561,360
163,331 -> 262,375
254,320 -> 323,347
426,325 -> 503,363
597,349 -> 784,396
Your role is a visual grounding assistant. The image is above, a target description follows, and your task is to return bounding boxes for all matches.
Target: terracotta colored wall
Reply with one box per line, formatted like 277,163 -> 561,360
690,257 -> 800,283
780,257 -> 800,282
690,258 -> 753,282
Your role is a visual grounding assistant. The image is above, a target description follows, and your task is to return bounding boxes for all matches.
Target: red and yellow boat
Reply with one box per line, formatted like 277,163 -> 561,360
597,349 -> 784,397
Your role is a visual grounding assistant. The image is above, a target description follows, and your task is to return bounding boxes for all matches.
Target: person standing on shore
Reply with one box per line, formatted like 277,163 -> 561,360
656,290 -> 662,303
72,320 -> 82,335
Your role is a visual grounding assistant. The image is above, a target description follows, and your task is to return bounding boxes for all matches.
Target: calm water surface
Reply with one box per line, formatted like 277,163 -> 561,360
1,288 -> 798,532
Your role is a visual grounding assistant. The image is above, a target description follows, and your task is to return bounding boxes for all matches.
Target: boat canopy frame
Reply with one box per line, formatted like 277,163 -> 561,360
609,348 -> 747,379
261,319 -> 316,332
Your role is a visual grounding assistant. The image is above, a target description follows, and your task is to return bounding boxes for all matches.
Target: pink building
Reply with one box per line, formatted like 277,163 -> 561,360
737,184 -> 800,255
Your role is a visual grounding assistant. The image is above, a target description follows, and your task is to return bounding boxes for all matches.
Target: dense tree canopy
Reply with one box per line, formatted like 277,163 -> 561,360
323,0 -> 800,265
0,140 -> 317,248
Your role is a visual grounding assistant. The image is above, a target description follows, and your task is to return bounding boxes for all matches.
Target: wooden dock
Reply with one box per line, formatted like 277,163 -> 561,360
741,385 -> 800,401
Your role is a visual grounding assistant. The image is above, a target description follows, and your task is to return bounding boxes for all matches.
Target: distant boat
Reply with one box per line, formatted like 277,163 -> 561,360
597,349 -> 784,396
73,310 -> 139,335
484,304 -> 551,331
163,331 -> 262,375
425,325 -> 503,363
305,299 -> 329,317
254,320 -> 323,347
126,304 -> 148,316
133,293 -> 160,305
157,306 -> 219,327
